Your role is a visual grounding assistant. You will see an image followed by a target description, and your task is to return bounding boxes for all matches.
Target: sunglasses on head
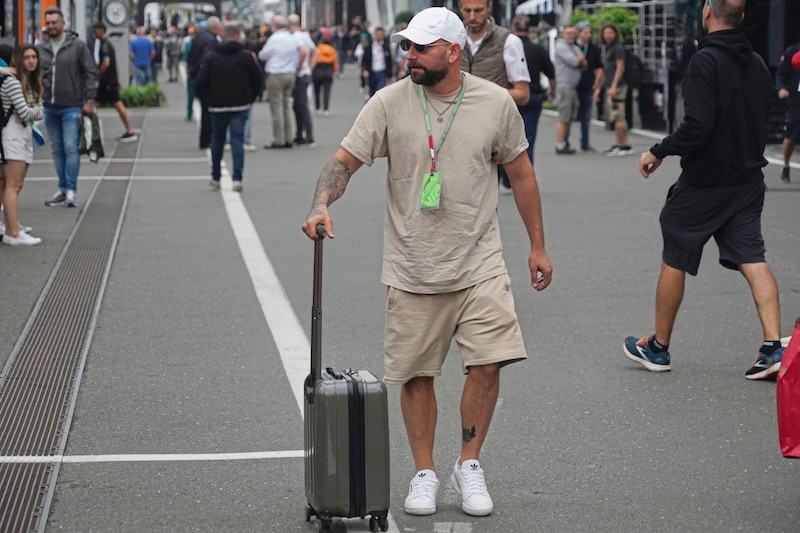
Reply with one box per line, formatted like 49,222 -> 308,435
399,39 -> 449,53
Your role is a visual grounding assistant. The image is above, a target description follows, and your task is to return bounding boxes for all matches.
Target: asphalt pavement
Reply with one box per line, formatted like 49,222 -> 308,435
1,67 -> 799,533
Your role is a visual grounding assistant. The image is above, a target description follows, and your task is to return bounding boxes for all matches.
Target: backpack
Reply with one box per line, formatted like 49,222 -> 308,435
0,76 -> 17,165
624,49 -> 645,88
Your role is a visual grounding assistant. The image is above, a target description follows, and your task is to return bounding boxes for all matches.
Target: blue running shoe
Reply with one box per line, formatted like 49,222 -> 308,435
744,348 -> 783,380
623,335 -> 671,372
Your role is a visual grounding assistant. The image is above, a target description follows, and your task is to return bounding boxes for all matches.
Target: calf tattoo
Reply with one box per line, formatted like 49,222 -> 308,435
462,425 -> 476,443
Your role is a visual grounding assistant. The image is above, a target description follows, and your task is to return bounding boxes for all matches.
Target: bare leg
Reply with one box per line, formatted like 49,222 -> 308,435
555,122 -> 569,144
114,101 -> 134,134
739,262 -> 781,340
459,363 -> 500,462
400,376 -> 437,473
783,138 -> 795,168
2,161 -> 27,236
654,262 -> 685,346
616,119 -> 631,147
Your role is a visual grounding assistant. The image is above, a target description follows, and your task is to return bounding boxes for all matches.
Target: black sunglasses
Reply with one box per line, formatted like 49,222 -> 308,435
399,39 -> 449,53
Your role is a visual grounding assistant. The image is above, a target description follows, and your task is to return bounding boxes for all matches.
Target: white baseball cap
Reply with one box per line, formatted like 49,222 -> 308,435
391,7 -> 467,47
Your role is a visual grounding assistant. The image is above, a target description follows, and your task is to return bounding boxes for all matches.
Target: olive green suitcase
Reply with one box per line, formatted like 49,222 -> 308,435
304,227 -> 390,533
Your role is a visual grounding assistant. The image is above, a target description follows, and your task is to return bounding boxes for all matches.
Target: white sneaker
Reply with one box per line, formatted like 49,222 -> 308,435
0,221 -> 32,234
450,458 -> 493,516
224,144 -> 231,151
244,144 -> 257,152
3,231 -> 42,246
404,469 -> 439,516
65,190 -> 77,208
232,181 -> 243,192
323,111 -> 330,117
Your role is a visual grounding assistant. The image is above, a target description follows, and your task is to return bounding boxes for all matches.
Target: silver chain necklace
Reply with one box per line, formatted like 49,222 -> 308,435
426,98 -> 457,123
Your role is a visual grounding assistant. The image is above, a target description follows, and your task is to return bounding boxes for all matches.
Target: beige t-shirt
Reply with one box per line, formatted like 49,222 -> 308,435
341,72 -> 528,294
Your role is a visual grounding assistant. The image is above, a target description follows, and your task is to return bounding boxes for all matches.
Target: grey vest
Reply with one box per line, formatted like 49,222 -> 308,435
461,18 -> 511,89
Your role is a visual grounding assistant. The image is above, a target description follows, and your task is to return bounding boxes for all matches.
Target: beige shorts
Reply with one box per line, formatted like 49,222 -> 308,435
383,274 -> 527,384
605,84 -> 628,125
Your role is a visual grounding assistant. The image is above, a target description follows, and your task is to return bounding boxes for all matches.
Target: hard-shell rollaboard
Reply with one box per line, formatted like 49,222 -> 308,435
304,225 -> 391,532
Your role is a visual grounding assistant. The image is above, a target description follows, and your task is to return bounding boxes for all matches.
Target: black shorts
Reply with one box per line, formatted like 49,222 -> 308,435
785,113 -> 800,143
659,180 -> 766,276
96,81 -> 120,105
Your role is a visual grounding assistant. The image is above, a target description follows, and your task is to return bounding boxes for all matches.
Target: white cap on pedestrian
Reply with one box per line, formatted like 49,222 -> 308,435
391,8 -> 467,47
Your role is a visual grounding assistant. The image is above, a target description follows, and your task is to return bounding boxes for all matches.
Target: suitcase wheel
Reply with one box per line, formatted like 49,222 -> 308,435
315,518 -> 333,532
369,514 -> 389,532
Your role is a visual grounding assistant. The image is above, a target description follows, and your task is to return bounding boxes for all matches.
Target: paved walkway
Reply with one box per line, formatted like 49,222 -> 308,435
1,68 -> 798,532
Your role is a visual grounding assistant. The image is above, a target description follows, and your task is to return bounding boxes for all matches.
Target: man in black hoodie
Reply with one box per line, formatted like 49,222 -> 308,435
193,24 -> 262,192
624,0 -> 784,380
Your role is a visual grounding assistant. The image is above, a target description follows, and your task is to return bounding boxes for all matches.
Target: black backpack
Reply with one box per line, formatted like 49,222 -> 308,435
0,76 -> 17,165
625,49 -> 645,88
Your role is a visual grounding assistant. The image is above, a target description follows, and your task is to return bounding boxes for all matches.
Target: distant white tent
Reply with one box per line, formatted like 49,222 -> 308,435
515,0 -> 561,16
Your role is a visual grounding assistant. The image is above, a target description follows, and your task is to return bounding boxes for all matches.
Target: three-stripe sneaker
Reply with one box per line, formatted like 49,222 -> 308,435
623,335 -> 671,372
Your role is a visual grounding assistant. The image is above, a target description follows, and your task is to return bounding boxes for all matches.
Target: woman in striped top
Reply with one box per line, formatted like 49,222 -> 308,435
0,44 -> 45,246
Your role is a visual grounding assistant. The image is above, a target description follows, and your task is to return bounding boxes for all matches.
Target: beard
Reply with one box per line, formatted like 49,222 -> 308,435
409,63 -> 448,87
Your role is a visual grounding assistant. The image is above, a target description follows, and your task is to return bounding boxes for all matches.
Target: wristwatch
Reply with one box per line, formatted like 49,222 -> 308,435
104,0 -> 128,27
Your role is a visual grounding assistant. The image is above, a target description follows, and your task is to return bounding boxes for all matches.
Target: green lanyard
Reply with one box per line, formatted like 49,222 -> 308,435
418,74 -> 467,173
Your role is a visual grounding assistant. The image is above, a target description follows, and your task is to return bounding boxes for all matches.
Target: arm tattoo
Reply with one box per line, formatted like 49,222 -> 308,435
310,158 -> 351,215
462,425 -> 476,443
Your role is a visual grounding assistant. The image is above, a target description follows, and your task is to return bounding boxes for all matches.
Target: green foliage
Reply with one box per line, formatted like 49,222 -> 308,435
119,83 -> 167,107
571,6 -> 639,44
395,10 -> 414,25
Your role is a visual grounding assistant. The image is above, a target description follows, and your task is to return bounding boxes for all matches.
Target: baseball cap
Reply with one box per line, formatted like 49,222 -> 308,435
792,50 -> 800,72
576,21 -> 591,32
391,7 -> 467,47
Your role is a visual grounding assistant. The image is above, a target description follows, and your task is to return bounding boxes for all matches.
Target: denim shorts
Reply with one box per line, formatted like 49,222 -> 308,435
659,180 -> 766,276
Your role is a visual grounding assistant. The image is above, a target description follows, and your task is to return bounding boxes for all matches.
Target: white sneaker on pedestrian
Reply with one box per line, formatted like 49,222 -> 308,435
224,144 -> 231,151
450,457 -> 493,516
65,190 -> 77,208
404,469 -> 439,516
323,110 -> 330,117
209,179 -> 221,190
3,231 -> 42,246
232,181 -> 243,192
0,221 -> 32,234
244,144 -> 257,152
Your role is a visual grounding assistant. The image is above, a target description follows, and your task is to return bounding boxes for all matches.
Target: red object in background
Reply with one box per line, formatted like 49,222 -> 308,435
792,51 -> 800,72
777,317 -> 800,458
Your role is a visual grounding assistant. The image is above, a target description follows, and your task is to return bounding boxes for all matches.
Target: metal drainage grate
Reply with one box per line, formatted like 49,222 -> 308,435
0,174 -> 131,532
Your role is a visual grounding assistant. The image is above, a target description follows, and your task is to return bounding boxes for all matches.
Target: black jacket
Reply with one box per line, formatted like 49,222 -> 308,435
361,37 -> 394,78
776,43 -> 800,113
186,28 -> 219,80
193,41 -> 262,110
650,29 -> 770,186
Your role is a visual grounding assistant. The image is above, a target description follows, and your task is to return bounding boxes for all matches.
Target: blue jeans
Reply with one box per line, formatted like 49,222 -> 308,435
499,94 -> 544,188
577,88 -> 593,150
226,109 -> 252,146
368,70 -> 387,96
520,94 -> 544,164
135,66 -> 150,86
44,105 -> 82,193
210,109 -> 248,182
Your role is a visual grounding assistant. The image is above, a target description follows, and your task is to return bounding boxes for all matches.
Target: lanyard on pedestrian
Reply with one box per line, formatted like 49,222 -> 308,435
418,74 -> 466,210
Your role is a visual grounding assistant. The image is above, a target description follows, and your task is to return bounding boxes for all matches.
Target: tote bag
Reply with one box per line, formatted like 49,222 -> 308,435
777,317 -> 800,458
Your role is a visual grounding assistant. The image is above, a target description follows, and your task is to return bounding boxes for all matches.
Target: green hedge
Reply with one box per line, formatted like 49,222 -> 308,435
119,83 -> 167,107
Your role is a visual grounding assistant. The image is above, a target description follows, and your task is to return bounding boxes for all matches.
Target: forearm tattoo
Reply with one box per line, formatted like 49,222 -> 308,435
310,158 -> 351,216
463,425 -> 476,443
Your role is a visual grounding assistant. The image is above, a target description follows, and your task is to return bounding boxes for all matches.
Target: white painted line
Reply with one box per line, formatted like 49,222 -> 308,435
434,523 -> 473,533
30,157 -> 209,164
218,172 -> 310,418
0,451 -> 305,464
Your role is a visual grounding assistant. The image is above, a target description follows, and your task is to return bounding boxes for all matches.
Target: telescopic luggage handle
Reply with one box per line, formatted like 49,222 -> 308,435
307,224 -> 326,401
